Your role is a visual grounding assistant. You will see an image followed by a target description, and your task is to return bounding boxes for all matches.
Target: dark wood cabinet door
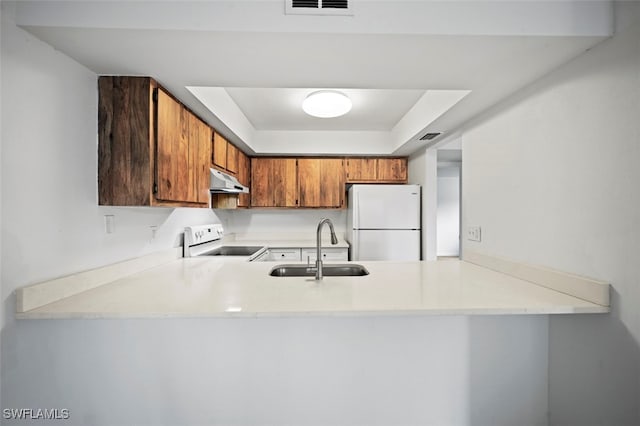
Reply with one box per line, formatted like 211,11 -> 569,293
377,158 -> 408,182
98,76 -> 153,206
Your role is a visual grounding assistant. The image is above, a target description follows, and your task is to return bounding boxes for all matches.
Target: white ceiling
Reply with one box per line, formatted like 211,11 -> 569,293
11,0 -> 613,156
224,88 -> 425,131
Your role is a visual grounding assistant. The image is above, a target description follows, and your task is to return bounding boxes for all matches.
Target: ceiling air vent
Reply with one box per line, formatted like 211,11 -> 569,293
286,0 -> 353,16
420,132 -> 442,141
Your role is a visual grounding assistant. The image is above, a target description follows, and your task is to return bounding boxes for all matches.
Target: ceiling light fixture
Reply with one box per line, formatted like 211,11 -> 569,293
302,90 -> 352,118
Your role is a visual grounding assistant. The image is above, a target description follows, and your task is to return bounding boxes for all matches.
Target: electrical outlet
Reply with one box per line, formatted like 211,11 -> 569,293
467,226 -> 481,242
104,215 -> 115,234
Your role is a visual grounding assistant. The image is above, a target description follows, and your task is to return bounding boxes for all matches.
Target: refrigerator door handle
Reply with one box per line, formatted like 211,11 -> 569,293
352,230 -> 359,261
353,192 -> 360,230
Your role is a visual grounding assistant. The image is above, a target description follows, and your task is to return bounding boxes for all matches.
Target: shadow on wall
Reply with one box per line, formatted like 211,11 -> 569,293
467,316 -> 549,426
548,289 -> 640,426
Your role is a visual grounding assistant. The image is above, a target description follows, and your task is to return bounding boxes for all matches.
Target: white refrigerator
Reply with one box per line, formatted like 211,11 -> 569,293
346,184 -> 421,261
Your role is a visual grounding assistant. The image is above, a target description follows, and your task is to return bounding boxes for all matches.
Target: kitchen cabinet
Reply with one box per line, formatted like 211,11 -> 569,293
265,249 -> 302,261
345,157 -> 408,183
298,158 -> 344,208
237,151 -> 251,208
377,158 -> 407,182
345,158 -> 377,181
98,76 -> 210,207
251,158 -> 298,207
212,132 -> 228,171
188,112 -> 213,204
226,143 -> 239,175
212,131 -> 241,176
301,248 -> 349,262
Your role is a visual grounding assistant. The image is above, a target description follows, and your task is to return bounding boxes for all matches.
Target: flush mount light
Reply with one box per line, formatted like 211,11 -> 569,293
302,90 -> 352,118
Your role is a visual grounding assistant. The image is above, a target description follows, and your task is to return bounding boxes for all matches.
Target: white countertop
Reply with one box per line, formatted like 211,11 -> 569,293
16,258 -> 609,319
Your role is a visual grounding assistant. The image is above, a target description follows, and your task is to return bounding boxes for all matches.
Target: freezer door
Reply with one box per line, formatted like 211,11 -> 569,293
351,230 -> 421,261
352,185 -> 420,230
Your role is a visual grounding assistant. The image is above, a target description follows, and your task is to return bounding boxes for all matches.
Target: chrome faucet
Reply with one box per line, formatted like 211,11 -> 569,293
315,218 -> 338,280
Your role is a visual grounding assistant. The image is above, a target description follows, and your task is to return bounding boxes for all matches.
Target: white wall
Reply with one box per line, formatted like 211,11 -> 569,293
0,0 -> 3,407
218,208 -> 347,239
461,13 -> 640,425
437,165 -> 460,257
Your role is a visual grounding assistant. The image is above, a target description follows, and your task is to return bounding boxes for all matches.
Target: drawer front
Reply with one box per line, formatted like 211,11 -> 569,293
268,249 -> 301,261
301,248 -> 349,262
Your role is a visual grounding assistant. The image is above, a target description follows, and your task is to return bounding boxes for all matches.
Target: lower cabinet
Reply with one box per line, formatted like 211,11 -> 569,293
301,248 -> 349,263
266,249 -> 302,261
254,247 -> 349,262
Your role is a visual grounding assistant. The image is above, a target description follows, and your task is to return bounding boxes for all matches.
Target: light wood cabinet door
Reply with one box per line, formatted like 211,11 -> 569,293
212,132 -> 228,170
345,158 -> 377,182
189,114 -> 212,204
226,143 -> 239,175
250,158 -> 272,207
377,158 -> 408,182
237,151 -> 250,207
298,158 -> 344,208
156,88 -> 191,203
251,158 -> 298,207
272,158 -> 298,207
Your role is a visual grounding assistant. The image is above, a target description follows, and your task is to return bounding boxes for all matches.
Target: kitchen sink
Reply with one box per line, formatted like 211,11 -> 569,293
269,264 -> 370,277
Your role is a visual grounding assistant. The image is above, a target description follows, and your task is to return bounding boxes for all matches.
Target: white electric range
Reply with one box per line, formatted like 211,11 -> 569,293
183,224 -> 267,261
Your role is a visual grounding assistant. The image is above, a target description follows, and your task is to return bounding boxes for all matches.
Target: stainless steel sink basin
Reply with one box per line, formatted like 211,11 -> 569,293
269,264 -> 369,277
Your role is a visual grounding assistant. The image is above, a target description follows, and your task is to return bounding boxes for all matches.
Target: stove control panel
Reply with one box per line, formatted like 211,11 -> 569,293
184,224 -> 224,249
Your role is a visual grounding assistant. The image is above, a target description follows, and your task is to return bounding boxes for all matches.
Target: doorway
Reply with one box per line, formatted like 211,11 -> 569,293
437,149 -> 461,259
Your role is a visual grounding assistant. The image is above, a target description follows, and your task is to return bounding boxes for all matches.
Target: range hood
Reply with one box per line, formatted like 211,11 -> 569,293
209,168 -> 249,194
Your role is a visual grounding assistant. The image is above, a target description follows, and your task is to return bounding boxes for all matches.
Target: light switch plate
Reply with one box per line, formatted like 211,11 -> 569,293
467,226 -> 481,242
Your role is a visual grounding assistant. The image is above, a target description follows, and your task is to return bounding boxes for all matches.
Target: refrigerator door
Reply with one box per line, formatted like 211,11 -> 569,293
351,230 -> 421,261
351,185 -> 420,230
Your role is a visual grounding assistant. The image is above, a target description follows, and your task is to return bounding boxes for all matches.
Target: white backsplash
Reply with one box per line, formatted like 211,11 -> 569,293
217,209 -> 348,239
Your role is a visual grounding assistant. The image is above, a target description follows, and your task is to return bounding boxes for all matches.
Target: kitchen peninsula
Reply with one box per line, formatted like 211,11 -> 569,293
15,250 -> 609,319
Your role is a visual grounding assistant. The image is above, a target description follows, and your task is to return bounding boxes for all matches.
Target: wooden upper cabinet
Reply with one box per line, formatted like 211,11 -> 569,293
98,76 -> 211,207
345,157 -> 408,183
237,151 -> 250,208
346,158 -> 377,182
377,158 -> 408,182
189,114 -> 212,204
156,88 -> 192,203
251,158 -> 298,207
98,76 -> 154,206
298,158 -> 344,208
212,131 -> 242,176
226,143 -> 239,175
212,132 -> 228,170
